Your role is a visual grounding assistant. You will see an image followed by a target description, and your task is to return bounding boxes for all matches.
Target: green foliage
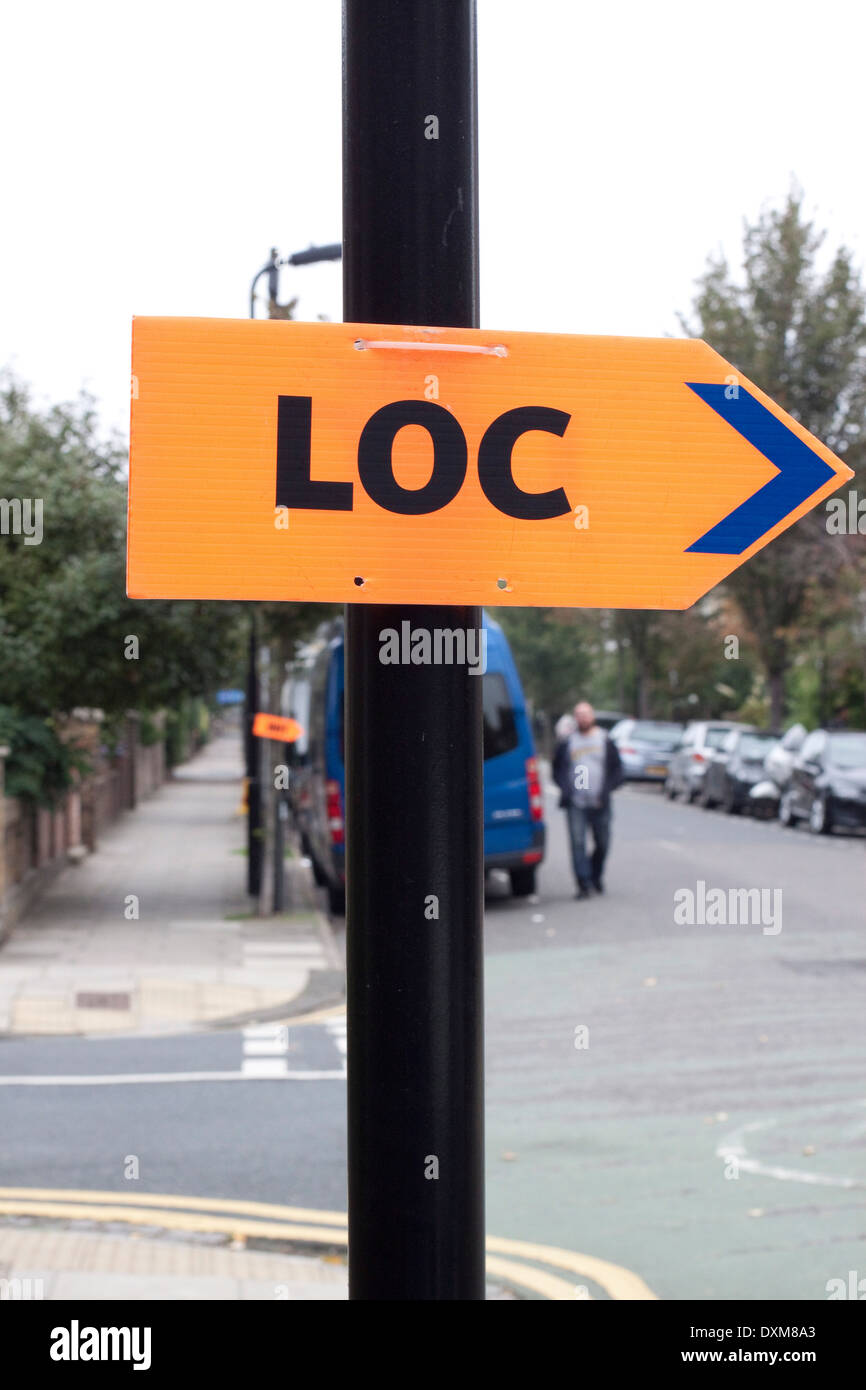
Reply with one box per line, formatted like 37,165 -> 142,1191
164,697 -> 204,768
137,711 -> 164,747
680,189 -> 866,724
0,376 -> 247,720
0,706 -> 87,804
491,607 -> 592,720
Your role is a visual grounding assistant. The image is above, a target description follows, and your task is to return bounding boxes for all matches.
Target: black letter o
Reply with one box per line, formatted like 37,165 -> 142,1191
358,401 -> 467,515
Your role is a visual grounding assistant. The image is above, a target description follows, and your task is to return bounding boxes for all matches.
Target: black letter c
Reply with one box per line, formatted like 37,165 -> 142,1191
478,406 -> 572,519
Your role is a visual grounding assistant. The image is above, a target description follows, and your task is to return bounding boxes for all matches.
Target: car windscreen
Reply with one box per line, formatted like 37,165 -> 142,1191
630,723 -> 681,744
737,733 -> 776,759
827,733 -> 866,768
483,672 -> 519,761
706,727 -> 733,749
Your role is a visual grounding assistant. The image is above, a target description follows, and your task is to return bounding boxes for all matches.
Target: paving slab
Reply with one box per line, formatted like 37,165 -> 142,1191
0,735 -> 342,1037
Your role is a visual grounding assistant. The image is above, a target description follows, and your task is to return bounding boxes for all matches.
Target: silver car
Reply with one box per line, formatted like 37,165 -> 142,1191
665,721 -> 747,802
610,719 -> 683,782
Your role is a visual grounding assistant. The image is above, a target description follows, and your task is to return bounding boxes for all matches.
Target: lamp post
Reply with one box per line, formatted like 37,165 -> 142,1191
249,242 -> 342,319
246,241 -> 341,906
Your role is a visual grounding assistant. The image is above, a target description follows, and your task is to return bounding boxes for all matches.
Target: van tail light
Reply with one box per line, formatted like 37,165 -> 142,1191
326,779 -> 344,845
692,752 -> 705,763
526,757 -> 544,821
621,746 -> 636,756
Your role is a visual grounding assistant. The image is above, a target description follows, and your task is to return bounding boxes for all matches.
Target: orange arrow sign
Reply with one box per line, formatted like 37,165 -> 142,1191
252,714 -> 303,742
127,318 -> 852,609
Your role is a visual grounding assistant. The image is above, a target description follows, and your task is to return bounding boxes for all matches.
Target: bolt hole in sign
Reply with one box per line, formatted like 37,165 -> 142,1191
127,319 -> 852,610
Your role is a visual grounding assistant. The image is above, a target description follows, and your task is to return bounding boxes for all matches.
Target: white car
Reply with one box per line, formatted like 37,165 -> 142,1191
664,721 -> 747,802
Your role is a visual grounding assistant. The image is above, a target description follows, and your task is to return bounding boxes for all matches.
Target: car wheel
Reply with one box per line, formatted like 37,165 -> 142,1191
699,781 -> 715,809
664,778 -> 677,800
686,783 -> 700,804
779,789 -> 796,826
509,865 -> 537,897
809,795 -> 832,836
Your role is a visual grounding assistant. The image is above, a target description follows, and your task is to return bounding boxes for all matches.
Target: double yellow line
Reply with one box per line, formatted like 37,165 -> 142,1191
0,1187 -> 656,1301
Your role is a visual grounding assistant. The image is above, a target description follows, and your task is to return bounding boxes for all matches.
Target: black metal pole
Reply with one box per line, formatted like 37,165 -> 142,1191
246,615 -> 263,898
343,0 -> 484,1300
273,786 -> 286,913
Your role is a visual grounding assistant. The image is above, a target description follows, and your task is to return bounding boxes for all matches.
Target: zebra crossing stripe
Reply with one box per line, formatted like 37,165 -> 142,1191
242,1023 -> 289,1075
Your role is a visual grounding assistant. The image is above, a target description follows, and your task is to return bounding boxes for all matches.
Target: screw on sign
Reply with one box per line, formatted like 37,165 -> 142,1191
251,714 -> 303,742
127,319 -> 852,610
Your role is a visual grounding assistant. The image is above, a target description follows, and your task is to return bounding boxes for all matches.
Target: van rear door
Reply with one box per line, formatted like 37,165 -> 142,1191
483,670 -> 536,861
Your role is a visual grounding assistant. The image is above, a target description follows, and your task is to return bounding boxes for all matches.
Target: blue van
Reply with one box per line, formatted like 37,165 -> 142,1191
286,613 -> 545,914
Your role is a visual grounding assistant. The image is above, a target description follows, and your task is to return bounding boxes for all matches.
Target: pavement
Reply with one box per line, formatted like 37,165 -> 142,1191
0,734 -> 342,1037
4,741 -> 861,1301
0,1223 -> 350,1300
0,1193 -> 624,1300
0,732 -> 357,1299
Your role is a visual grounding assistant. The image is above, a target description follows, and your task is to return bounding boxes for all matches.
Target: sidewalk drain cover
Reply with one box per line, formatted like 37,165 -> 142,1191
75,991 -> 131,1010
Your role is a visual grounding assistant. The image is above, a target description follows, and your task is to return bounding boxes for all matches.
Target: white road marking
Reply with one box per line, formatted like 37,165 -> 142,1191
243,940 -> 322,956
0,1070 -> 346,1085
325,1018 -> 348,1070
241,1039 -> 288,1056
241,1056 -> 293,1077
717,1118 -> 865,1189
242,1020 -> 289,1076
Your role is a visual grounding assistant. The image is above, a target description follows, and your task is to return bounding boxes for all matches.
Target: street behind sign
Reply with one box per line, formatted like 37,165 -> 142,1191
127,318 -> 852,609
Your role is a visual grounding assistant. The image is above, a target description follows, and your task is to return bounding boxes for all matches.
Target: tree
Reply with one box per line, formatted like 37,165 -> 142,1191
0,377 -> 246,720
680,190 -> 866,726
491,607 -> 592,728
0,376 -> 332,798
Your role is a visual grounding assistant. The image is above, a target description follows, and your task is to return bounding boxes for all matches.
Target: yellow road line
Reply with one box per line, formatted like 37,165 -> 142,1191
0,1187 -> 349,1227
486,1234 -> 657,1301
284,1003 -> 346,1027
0,1190 -> 656,1300
484,1254 -> 586,1301
0,1199 -> 349,1247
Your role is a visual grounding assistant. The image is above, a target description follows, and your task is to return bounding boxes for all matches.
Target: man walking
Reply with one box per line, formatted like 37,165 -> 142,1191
553,701 -> 623,899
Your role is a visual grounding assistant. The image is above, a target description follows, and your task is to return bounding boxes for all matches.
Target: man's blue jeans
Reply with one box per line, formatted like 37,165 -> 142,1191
566,802 -> 611,888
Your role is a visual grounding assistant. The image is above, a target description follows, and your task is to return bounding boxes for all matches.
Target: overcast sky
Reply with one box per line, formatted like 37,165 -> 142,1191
3,0 -> 865,438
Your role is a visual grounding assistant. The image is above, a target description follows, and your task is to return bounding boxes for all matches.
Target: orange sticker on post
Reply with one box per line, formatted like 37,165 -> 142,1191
127,318 -> 852,610
252,713 -> 303,742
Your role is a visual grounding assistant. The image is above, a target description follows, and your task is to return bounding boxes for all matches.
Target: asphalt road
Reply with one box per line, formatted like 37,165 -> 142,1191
483,778 -> 866,1300
1,780 -> 863,1300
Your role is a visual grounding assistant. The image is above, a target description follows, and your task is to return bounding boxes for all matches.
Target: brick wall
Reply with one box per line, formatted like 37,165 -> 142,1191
0,715 -> 169,942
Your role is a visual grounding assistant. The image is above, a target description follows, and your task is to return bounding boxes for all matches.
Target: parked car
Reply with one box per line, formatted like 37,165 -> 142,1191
610,719 -> 683,782
664,721 -> 747,802
700,728 -> 780,812
779,729 -> 866,834
290,613 -> 546,912
764,723 -> 808,791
